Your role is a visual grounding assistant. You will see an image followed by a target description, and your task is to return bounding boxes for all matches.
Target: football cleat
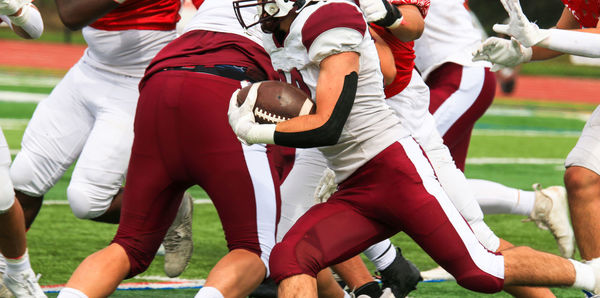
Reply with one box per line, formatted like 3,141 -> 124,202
379,248 -> 421,298
248,278 -> 277,298
419,265 -> 455,281
3,269 -> 46,298
0,273 -> 14,298
163,192 -> 194,278
351,281 -> 382,298
526,183 -> 575,258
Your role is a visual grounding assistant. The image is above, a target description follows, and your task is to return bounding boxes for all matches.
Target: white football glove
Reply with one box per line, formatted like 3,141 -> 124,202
492,0 -> 550,47
472,37 -> 532,72
314,167 -> 337,203
360,0 -> 403,29
227,84 -> 276,146
0,0 -> 27,15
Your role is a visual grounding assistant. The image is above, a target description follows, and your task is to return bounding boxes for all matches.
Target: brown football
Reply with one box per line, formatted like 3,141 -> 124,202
237,81 -> 316,124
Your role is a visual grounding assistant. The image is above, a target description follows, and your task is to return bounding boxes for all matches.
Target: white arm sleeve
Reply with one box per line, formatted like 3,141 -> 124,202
8,3 -> 43,39
537,28 -> 600,58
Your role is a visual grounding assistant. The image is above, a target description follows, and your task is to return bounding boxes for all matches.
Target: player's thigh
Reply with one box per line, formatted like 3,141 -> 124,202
0,129 -> 14,212
68,80 -> 138,217
10,63 -> 95,196
566,105 -> 600,175
270,199 -> 393,281
428,64 -> 486,136
277,148 -> 328,241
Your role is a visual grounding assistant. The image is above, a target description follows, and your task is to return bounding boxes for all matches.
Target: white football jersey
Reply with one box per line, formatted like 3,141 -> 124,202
263,0 -> 407,182
82,28 -> 175,78
414,0 -> 490,80
183,0 -> 264,45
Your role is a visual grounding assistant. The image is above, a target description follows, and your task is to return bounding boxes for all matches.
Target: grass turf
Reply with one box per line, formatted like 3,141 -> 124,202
0,70 -> 594,297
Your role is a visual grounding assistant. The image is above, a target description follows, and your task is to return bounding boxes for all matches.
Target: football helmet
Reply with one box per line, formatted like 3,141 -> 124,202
233,0 -> 316,31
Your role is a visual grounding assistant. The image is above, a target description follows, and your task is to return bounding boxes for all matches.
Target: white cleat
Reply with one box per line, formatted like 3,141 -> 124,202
419,266 -> 455,282
3,269 -> 46,298
527,183 -> 575,258
0,273 -> 15,298
163,192 -> 194,278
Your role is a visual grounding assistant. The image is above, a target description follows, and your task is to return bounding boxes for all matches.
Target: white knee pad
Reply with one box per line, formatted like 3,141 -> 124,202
10,151 -> 51,197
67,183 -> 112,219
0,166 -> 15,214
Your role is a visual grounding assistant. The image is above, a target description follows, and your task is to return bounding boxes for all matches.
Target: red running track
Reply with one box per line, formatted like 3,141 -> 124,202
1,39 -> 599,104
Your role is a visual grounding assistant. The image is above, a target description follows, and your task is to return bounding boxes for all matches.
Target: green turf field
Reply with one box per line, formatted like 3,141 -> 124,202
0,70 -> 596,297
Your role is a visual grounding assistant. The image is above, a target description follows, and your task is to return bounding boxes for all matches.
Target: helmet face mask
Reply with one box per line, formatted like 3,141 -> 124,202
233,0 -> 309,33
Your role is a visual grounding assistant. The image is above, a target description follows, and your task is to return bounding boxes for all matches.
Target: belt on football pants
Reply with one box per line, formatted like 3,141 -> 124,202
160,64 -> 266,82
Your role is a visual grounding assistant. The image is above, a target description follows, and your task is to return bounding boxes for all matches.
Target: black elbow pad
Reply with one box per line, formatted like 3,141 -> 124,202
274,72 -> 358,148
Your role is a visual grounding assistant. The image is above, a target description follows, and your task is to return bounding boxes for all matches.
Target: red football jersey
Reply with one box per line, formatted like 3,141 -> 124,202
561,0 -> 600,28
91,0 -> 181,31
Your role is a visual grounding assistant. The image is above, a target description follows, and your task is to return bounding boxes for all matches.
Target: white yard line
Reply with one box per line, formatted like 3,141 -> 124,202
0,73 -> 60,88
472,129 -> 581,137
466,157 -> 564,165
0,91 -> 46,102
43,199 -> 213,205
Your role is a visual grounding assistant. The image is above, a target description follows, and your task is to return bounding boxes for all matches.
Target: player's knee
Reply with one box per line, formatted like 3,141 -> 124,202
10,154 -> 46,197
0,177 -> 15,214
67,184 -> 99,219
564,166 -> 600,202
454,270 -> 503,293
112,239 -> 154,278
269,240 -> 320,284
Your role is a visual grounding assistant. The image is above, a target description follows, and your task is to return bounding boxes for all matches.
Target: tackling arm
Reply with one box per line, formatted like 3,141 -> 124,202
54,0 -> 119,30
531,8 -> 600,59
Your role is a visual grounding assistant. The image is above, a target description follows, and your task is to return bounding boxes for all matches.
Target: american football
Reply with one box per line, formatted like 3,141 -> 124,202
237,80 -> 316,124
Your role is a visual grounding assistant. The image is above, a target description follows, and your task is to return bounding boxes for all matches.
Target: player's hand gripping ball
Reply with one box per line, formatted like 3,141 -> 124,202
236,81 -> 316,124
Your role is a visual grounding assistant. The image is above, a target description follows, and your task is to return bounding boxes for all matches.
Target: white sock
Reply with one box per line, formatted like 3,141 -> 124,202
0,254 -> 6,274
343,291 -> 352,298
570,259 -> 596,290
5,249 -> 31,273
468,179 -> 535,215
195,286 -> 225,298
363,240 -> 396,271
57,287 -> 89,298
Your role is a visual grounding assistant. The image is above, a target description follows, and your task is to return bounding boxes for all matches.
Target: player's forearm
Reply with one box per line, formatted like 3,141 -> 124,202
274,72 -> 358,148
534,29 -> 600,59
385,5 -> 423,42
55,0 -> 119,30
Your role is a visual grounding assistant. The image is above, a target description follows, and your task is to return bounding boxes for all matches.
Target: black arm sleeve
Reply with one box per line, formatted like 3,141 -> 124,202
273,71 -> 358,148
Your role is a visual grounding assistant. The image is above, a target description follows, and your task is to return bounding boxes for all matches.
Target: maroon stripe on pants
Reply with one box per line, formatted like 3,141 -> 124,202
427,63 -> 496,171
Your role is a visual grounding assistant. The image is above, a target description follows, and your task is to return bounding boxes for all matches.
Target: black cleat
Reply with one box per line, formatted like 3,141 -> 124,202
379,248 -> 422,298
249,278 -> 278,298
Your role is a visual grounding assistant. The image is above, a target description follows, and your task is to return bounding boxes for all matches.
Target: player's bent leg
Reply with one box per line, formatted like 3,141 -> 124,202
62,243 -> 130,297
199,249 -> 266,298
564,166 -> 600,260
468,179 -> 535,215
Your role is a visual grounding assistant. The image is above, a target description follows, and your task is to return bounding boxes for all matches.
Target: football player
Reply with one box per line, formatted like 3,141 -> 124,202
0,0 -> 44,296
7,0 -> 194,279
473,0 -> 600,285
416,0 -> 574,281
56,1 -> 283,297
228,0 -> 600,296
